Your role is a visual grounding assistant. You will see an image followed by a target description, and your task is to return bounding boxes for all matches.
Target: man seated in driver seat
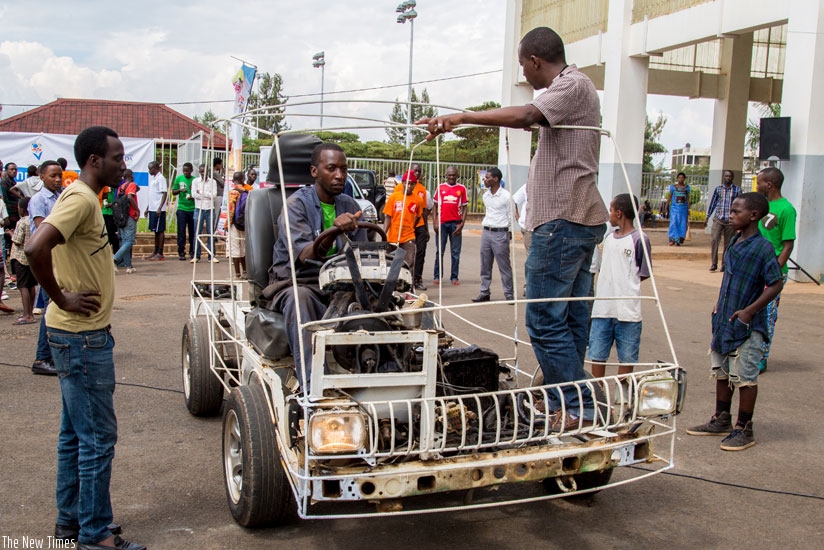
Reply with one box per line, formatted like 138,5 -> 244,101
267,142 -> 367,389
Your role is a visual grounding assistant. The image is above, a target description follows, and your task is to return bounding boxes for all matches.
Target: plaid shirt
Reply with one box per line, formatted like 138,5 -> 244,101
526,64 -> 608,230
10,216 -> 30,265
711,232 -> 783,354
706,184 -> 741,222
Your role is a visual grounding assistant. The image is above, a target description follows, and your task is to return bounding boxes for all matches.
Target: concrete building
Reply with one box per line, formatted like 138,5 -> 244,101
499,0 -> 823,282
671,143 -> 711,170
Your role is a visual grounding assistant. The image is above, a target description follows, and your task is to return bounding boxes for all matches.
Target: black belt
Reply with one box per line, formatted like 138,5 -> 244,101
484,226 -> 508,232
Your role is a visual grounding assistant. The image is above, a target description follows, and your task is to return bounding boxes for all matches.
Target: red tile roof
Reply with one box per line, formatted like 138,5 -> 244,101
0,98 -> 229,148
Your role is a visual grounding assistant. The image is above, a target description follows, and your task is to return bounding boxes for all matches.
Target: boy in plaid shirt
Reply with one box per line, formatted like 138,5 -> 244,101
687,192 -> 783,451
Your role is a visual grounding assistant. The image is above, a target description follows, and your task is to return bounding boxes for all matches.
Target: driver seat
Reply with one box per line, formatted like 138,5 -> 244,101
243,186 -> 297,360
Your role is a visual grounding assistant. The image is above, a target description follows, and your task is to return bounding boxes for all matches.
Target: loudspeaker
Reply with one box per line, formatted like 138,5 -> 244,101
759,117 -> 790,161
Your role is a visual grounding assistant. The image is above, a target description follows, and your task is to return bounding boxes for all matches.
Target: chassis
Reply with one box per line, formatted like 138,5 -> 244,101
181,117 -> 685,526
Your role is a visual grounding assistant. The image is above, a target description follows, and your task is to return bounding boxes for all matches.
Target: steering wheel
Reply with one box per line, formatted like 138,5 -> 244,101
311,221 -> 387,259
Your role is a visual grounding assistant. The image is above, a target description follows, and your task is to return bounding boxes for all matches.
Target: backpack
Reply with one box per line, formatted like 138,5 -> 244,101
112,183 -> 132,228
233,190 -> 248,231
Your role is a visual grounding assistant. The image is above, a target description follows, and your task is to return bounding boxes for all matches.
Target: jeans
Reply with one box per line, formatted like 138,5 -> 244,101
176,209 -> 195,258
588,318 -> 642,363
194,208 -> 216,260
433,221 -> 462,282
36,287 -> 52,362
526,220 -> 605,419
48,326 -> 117,545
762,273 -> 789,360
112,217 -> 136,268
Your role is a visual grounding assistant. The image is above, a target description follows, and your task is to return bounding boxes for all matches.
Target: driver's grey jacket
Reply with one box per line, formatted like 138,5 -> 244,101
269,185 -> 367,283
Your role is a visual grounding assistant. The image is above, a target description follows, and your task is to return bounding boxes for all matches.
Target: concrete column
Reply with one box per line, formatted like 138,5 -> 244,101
781,0 -> 824,282
708,33 -> 753,188
498,0 -> 532,194
598,0 -> 650,204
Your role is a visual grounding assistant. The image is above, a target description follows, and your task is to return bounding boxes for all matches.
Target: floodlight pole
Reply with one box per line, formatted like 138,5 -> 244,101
406,18 -> 414,149
312,51 -> 326,129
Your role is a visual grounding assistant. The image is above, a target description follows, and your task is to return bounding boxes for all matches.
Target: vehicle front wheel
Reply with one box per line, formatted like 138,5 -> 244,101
223,384 -> 291,527
182,317 -> 224,416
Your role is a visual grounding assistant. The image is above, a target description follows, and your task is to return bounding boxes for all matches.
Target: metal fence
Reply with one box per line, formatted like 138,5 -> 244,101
641,172 -> 709,220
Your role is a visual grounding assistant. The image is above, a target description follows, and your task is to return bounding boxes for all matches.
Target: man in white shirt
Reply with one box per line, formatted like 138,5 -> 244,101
144,161 -> 168,260
472,168 -> 514,302
191,164 -> 218,263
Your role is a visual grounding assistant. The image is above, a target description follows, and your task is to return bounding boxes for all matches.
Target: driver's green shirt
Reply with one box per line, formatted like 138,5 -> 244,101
321,201 -> 338,256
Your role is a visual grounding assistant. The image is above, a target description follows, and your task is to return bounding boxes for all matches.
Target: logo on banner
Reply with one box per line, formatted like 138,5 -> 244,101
31,142 -> 43,160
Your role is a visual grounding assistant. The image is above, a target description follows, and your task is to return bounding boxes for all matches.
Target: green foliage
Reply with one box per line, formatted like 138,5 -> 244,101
194,109 -> 218,127
453,101 -> 500,162
745,102 -> 781,172
644,113 -> 667,172
247,72 -> 290,136
387,88 -> 438,145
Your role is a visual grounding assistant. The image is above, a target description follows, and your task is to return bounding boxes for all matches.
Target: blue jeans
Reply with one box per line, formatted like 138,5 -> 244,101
526,220 -> 605,419
194,208 -> 216,260
48,326 -> 118,545
36,287 -> 51,362
588,318 -> 642,363
113,217 -> 136,268
176,209 -> 195,258
433,221 -> 462,282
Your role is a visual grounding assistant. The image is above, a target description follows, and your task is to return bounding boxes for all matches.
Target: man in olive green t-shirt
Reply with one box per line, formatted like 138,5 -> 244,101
25,126 -> 146,550
756,167 -> 796,372
172,162 -> 196,260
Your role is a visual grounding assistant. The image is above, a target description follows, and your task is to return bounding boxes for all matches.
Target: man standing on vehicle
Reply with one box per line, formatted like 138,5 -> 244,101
419,26 -> 608,428
266,143 -> 366,389
25,126 -> 145,550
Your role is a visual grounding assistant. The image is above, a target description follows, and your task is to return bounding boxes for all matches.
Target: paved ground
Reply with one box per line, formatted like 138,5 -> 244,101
1,231 -> 822,549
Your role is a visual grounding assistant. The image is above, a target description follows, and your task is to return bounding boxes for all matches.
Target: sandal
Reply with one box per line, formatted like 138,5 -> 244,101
13,317 -> 36,325
0,303 -> 14,314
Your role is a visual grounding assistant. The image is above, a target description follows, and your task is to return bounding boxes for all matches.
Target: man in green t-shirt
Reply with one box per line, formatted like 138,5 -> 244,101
172,162 -> 196,260
756,167 -> 796,372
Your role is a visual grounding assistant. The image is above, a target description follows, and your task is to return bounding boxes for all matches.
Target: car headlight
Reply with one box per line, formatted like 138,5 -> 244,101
362,203 -> 377,222
637,376 -> 678,416
309,410 -> 367,454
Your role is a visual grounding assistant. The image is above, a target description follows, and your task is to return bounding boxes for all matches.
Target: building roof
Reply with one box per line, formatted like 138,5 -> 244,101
0,98 -> 228,148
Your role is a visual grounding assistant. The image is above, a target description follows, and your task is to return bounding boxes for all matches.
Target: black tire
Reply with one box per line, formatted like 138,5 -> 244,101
182,317 -> 224,416
223,385 -> 291,527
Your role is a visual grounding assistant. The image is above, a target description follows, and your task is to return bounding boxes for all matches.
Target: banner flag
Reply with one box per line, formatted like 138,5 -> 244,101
230,64 -> 257,146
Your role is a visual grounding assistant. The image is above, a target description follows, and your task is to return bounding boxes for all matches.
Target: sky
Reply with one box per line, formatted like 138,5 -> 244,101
0,0 -> 716,166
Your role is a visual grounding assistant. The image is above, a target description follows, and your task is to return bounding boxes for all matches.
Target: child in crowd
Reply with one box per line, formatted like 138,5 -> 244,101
686,193 -> 783,451
227,171 -> 252,278
10,197 -> 36,324
383,169 -> 424,276
0,198 -> 12,314
588,194 -> 651,398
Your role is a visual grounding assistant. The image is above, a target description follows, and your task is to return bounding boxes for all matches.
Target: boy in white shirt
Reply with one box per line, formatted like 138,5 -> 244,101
589,194 -> 651,381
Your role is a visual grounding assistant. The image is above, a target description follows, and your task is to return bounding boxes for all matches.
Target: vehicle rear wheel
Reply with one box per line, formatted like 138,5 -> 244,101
223,384 -> 291,527
182,317 -> 224,416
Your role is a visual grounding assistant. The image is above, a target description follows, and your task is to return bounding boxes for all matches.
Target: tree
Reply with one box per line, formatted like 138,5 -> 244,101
745,102 -> 781,172
194,109 -> 218,127
644,113 -> 667,173
246,72 -> 290,136
453,101 -> 500,164
386,88 -> 438,146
